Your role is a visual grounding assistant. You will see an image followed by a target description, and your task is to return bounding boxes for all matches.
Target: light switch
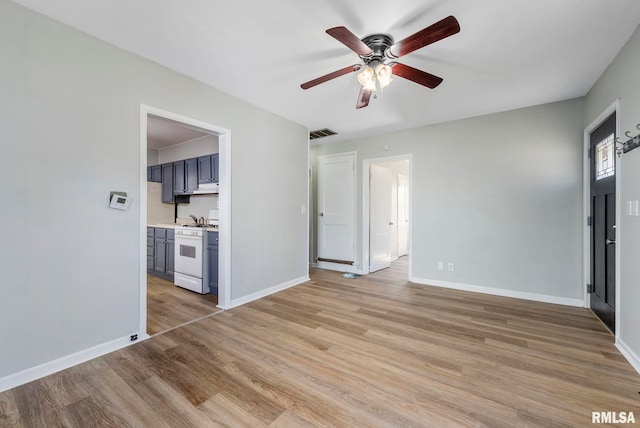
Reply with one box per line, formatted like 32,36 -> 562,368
634,200 -> 639,216
627,201 -> 633,216
301,205 -> 306,214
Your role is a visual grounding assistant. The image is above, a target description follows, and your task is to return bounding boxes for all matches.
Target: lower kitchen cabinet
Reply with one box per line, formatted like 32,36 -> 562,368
148,227 -> 175,281
207,231 -> 219,295
146,227 -> 155,271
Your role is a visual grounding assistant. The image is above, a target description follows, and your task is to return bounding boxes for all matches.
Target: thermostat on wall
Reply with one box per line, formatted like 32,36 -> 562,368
109,191 -> 131,211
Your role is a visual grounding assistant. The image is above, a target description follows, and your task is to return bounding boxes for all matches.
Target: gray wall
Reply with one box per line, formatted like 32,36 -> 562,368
0,1 -> 308,380
312,98 -> 585,301
585,23 -> 640,366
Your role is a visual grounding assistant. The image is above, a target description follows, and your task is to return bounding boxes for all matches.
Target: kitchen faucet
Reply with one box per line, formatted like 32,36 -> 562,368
189,214 -> 198,224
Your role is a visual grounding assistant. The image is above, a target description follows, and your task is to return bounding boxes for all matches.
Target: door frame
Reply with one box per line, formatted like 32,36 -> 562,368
583,99 -> 620,334
362,154 -> 412,275
139,105 -> 232,338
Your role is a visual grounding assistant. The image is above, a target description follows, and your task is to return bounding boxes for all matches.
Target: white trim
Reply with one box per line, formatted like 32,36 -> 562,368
362,155 -> 413,275
582,99 -> 621,332
0,333 -> 148,393
306,137 -> 311,272
410,277 -> 584,307
217,131 -> 232,310
226,275 -> 310,309
616,339 -> 640,375
139,105 -> 232,319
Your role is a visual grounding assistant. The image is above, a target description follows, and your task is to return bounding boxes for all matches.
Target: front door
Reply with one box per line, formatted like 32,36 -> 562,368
589,113 -> 616,332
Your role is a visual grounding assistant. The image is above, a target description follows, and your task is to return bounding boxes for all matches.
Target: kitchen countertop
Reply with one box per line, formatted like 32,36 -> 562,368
147,223 -> 180,229
148,223 -> 219,231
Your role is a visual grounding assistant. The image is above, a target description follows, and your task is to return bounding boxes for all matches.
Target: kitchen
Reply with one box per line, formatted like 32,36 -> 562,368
146,115 -> 221,335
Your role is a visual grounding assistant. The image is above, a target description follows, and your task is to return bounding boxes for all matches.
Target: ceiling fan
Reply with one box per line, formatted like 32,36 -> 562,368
300,16 -> 460,109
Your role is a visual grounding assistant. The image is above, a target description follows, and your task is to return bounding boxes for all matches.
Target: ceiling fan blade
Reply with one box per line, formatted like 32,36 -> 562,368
301,65 -> 362,90
356,87 -> 371,109
390,62 -> 443,89
387,15 -> 460,59
326,27 -> 374,57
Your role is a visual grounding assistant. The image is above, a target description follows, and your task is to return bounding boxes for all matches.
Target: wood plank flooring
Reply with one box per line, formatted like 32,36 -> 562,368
147,275 -> 220,336
2,259 -> 639,427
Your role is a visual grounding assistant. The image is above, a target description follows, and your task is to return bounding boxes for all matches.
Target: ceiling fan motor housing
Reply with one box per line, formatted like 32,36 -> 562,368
360,34 -> 394,66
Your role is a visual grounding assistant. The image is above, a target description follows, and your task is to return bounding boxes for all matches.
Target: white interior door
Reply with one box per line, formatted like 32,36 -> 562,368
318,154 -> 355,264
398,174 -> 409,256
369,164 -> 392,272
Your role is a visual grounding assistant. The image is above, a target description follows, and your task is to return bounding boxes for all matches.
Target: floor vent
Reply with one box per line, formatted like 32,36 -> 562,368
310,128 -> 337,140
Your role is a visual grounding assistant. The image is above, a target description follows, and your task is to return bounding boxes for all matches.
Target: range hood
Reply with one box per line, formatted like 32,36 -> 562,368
192,182 -> 219,194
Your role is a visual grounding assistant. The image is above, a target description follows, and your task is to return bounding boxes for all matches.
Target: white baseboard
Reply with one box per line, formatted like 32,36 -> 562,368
410,277 -> 584,307
316,261 -> 363,275
0,332 -> 149,393
226,275 -> 310,309
616,338 -> 640,375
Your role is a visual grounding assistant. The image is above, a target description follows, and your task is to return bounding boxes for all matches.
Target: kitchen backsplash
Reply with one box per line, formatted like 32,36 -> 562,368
177,194 -> 218,220
147,182 -> 174,224
147,184 -> 218,225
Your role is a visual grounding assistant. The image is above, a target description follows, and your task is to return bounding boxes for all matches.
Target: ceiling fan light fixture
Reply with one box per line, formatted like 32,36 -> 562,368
375,63 -> 393,89
357,66 -> 377,91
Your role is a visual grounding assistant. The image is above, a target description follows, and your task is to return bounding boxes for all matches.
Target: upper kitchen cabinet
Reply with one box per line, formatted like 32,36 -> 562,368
174,158 -> 198,194
150,165 -> 162,183
161,162 -> 174,203
198,154 -> 219,184
147,165 -> 162,183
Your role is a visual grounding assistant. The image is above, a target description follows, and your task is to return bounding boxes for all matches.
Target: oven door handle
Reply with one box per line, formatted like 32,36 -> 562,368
175,235 -> 202,241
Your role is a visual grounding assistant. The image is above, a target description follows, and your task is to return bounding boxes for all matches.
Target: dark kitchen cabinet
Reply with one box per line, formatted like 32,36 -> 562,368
174,158 -> 198,194
207,231 -> 219,296
198,154 -> 219,184
146,227 -> 155,272
161,163 -> 174,203
150,165 -> 162,183
147,165 -> 162,183
149,227 -> 175,281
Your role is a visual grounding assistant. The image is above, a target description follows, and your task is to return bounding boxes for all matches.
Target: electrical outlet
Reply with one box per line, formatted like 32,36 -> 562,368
438,261 -> 444,270
301,205 -> 306,214
448,263 -> 454,272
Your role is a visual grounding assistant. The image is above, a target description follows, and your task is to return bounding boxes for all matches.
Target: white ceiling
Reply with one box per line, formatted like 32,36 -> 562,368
12,0 -> 640,144
146,116 -> 210,150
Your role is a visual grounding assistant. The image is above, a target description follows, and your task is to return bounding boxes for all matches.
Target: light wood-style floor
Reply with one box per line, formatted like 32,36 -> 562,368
1,259 -> 639,427
147,275 -> 220,336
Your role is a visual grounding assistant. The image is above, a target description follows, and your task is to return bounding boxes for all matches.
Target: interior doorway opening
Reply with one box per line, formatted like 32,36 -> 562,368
363,155 -> 411,278
139,105 -> 231,339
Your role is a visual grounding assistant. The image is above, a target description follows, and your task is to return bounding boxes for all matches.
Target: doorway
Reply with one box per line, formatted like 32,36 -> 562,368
139,105 -> 231,338
589,113 -> 617,332
363,156 -> 411,276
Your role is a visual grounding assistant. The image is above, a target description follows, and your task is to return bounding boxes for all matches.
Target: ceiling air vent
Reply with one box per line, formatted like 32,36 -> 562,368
310,128 -> 337,140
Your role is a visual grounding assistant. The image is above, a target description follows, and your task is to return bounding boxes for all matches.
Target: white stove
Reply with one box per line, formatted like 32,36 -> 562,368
174,226 -> 209,294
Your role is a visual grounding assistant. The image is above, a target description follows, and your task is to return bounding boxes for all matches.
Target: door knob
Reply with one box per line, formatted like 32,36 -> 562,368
606,238 -> 616,245
319,212 -> 324,217
389,222 -> 394,225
